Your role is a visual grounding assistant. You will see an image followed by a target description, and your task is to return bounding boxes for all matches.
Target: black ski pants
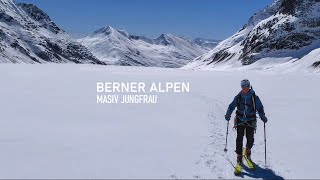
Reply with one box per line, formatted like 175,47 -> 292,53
236,120 -> 255,155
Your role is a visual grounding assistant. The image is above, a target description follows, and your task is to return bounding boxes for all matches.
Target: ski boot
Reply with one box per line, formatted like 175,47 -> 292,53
243,148 -> 255,169
245,148 -> 251,159
234,154 -> 243,175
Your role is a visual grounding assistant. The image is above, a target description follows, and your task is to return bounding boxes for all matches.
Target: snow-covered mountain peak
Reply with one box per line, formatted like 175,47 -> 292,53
78,27 -> 209,67
154,33 -> 174,45
158,33 -> 173,38
245,0 -> 282,28
0,1 -> 103,64
93,26 -> 130,38
185,0 -> 320,70
94,26 -> 115,35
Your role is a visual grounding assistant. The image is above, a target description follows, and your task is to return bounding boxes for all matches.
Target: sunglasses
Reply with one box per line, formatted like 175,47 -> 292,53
241,84 -> 250,88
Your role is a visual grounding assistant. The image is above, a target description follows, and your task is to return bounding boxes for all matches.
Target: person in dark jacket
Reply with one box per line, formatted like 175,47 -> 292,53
225,79 -> 268,164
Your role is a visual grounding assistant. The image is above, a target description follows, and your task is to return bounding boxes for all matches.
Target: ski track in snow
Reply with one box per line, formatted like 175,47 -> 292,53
192,93 -> 227,179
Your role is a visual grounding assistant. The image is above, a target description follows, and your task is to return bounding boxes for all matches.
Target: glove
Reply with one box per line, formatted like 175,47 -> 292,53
225,114 -> 231,121
261,116 -> 268,123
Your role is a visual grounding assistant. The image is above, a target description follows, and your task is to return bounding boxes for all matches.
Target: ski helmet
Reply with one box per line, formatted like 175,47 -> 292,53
241,79 -> 250,88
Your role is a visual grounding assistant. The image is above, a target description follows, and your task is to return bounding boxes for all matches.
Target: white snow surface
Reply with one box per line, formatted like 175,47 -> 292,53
0,64 -> 319,179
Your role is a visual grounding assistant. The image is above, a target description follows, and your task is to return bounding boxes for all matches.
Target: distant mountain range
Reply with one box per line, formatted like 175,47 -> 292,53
193,38 -> 220,50
1,0 -> 319,71
78,26 -> 216,68
0,0 -> 218,67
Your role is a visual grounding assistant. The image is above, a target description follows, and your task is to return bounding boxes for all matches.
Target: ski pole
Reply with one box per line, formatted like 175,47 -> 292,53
264,122 -> 267,166
224,121 -> 229,152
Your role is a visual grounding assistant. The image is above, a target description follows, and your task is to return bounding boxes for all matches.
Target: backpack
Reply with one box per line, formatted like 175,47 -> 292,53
234,87 -> 258,131
236,87 -> 256,114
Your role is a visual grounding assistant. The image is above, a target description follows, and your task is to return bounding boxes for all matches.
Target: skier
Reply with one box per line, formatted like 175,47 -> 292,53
225,79 -> 267,172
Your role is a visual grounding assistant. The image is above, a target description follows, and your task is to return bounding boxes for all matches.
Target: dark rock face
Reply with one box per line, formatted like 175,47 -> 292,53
10,40 -> 40,63
238,0 -> 320,65
207,50 -> 235,65
0,28 -> 5,37
155,34 -> 171,46
17,3 -> 51,22
17,3 -> 62,34
0,12 -> 15,23
279,0 -> 302,15
62,42 -> 104,64
312,61 -> 320,68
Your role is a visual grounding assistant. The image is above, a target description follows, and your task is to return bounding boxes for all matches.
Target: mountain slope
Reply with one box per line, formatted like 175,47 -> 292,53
0,0 -> 103,64
78,26 -> 208,68
185,0 -> 320,70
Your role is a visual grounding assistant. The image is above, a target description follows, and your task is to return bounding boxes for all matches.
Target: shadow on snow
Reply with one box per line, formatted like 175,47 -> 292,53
227,158 -> 284,179
241,164 -> 284,180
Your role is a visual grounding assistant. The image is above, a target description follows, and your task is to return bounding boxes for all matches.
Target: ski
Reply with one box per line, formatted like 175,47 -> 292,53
243,148 -> 255,170
234,163 -> 242,175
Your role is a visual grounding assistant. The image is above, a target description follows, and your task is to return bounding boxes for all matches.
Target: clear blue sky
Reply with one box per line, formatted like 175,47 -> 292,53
15,0 -> 273,40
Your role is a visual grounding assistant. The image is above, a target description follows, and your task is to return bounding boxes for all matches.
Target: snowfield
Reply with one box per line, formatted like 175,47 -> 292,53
0,64 -> 319,179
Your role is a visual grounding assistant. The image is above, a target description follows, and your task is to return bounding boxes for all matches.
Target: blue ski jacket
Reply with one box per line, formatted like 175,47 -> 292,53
226,89 -> 265,122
